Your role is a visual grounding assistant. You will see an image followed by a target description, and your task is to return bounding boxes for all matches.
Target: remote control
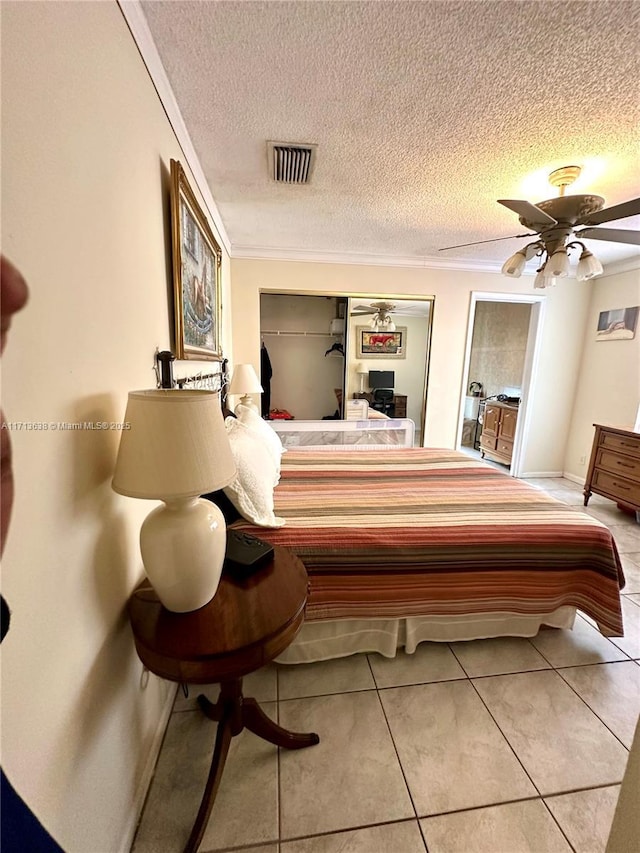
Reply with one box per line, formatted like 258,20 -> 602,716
224,529 -> 274,577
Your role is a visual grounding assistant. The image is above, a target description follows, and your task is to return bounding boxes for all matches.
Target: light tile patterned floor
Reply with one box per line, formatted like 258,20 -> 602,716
133,478 -> 640,853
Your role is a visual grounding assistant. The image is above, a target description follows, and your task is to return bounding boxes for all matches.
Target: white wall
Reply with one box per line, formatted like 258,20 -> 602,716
564,267 -> 640,481
1,3 -> 231,850
230,258 -> 592,471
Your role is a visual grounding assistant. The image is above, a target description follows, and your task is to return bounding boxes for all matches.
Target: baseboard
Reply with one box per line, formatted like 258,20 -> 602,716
118,682 -> 178,853
562,472 -> 586,487
519,470 -> 586,487
518,470 -> 564,479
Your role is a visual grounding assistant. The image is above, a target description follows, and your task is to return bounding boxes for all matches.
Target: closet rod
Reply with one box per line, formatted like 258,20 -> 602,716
261,330 -> 338,337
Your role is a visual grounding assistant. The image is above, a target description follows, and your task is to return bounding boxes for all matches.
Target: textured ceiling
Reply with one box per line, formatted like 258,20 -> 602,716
140,0 -> 640,269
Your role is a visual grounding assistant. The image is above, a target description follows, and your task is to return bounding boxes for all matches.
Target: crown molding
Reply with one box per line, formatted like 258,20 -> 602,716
231,244 -> 506,273
600,256 -> 640,278
118,0 -> 232,256
232,244 -> 640,278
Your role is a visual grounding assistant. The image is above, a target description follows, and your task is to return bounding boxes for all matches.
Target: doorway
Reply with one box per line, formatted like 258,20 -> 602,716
456,292 -> 546,476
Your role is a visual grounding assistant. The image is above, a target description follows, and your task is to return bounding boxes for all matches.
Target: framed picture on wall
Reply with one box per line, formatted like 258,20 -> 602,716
596,305 -> 639,342
356,326 -> 407,359
170,159 -> 222,360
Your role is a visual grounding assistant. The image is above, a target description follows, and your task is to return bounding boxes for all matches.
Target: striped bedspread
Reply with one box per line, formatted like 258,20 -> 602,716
231,448 -> 625,636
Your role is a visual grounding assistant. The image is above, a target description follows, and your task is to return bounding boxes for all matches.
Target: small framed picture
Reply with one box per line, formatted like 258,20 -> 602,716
170,159 -> 222,360
596,306 -> 639,342
356,326 -> 407,359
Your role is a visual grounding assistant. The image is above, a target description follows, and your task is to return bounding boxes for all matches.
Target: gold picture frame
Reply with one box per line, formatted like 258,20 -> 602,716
356,326 -> 407,359
170,159 -> 222,361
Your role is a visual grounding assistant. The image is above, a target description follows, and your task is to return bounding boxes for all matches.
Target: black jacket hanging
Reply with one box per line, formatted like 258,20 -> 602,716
260,342 -> 273,417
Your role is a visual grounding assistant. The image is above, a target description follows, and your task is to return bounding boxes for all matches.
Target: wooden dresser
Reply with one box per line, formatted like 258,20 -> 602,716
392,394 -> 407,418
354,392 -> 407,418
480,401 -> 519,466
584,424 -> 640,511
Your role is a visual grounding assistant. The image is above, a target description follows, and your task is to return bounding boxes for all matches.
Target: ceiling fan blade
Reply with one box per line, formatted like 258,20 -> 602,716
497,199 -> 558,228
580,197 -> 640,226
438,232 -> 536,251
576,227 -> 640,246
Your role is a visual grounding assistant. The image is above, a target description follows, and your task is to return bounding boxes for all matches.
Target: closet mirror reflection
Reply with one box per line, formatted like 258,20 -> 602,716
259,292 -> 433,445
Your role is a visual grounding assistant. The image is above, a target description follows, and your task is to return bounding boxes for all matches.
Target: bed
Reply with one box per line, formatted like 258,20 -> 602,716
226,444 -> 625,664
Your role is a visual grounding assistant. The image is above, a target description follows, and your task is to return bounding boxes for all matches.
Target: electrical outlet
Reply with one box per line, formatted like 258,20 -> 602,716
579,455 -> 587,465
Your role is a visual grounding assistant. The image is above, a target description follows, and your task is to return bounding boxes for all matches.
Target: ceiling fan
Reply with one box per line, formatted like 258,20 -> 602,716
439,166 -> 640,287
351,301 -> 397,331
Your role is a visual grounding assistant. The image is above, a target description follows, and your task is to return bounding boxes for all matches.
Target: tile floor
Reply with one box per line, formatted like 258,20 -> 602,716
133,478 -> 640,853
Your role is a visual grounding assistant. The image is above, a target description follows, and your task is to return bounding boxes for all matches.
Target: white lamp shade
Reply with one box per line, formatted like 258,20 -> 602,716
533,264 -> 556,289
576,250 -> 604,281
229,363 -> 263,395
501,250 -> 527,277
547,249 -> 570,278
112,389 -> 236,499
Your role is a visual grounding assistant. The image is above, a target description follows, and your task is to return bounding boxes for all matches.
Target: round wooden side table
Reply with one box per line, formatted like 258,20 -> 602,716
128,545 -> 319,853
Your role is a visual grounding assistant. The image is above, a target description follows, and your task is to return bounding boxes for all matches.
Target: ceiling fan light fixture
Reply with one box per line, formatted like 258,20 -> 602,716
501,250 -> 527,277
576,249 -> 604,281
533,263 -> 556,289
547,248 -> 570,278
525,241 -> 543,260
385,317 -> 396,332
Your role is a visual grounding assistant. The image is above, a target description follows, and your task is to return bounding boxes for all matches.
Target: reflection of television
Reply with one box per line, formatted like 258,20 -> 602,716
369,370 -> 394,389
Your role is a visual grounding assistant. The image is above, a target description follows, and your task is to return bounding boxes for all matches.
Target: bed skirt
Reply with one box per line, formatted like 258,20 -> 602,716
276,607 -> 577,664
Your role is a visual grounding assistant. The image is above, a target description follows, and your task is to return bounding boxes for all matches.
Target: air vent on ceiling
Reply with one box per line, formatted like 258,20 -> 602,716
267,141 -> 317,184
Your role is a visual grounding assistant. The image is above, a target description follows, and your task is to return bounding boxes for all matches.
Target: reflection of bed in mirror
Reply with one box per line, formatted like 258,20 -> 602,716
231,440 -> 625,664
270,417 -> 413,448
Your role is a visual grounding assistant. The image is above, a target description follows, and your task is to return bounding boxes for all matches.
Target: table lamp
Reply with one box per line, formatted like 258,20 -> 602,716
112,390 -> 236,612
229,363 -> 263,412
355,362 -> 368,393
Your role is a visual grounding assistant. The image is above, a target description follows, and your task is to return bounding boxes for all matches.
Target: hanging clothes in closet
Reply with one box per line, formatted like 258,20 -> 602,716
260,341 -> 273,417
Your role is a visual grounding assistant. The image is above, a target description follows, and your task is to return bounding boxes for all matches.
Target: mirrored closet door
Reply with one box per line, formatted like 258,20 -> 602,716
259,291 -> 433,445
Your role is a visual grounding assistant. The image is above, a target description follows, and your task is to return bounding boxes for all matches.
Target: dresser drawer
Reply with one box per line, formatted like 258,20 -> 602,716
496,438 -> 514,458
480,433 -> 497,451
596,448 -> 640,483
600,432 -> 640,457
592,469 -> 640,507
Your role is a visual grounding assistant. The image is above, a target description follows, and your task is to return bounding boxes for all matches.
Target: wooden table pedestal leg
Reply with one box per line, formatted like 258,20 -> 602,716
183,681 -> 242,853
184,678 -> 319,853
242,698 -> 319,749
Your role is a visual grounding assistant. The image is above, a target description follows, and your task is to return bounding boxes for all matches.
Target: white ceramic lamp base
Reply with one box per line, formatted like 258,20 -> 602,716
236,394 -> 260,413
140,497 -> 226,612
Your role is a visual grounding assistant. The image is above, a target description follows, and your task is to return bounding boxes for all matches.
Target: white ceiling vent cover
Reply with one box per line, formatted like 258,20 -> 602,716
268,141 -> 317,184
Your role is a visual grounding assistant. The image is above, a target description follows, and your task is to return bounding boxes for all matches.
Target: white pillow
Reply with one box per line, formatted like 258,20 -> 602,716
223,417 -> 285,528
235,403 -> 286,480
